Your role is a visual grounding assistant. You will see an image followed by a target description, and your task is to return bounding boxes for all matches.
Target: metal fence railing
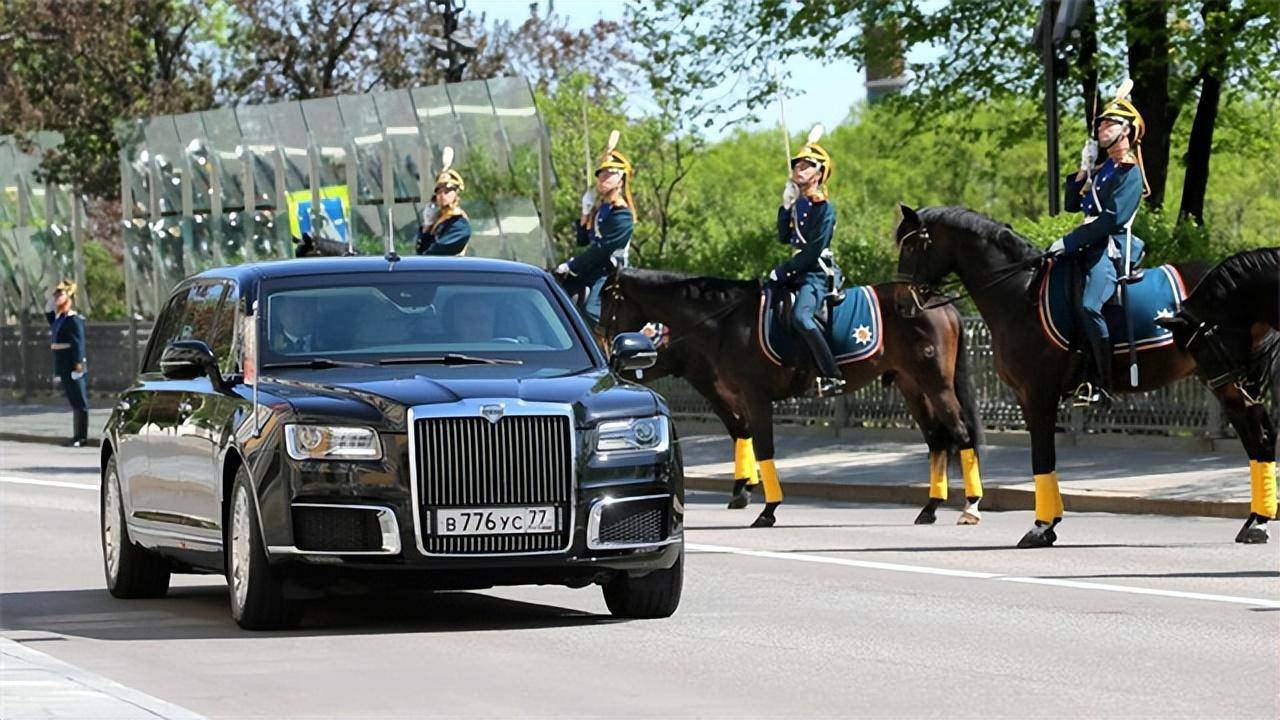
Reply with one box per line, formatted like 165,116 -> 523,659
653,317 -> 1258,439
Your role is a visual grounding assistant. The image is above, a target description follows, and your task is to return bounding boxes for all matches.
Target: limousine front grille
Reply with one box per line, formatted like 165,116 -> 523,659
414,414 -> 573,555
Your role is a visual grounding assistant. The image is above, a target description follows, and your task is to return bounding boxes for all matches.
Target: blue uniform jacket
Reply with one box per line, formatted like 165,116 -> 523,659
773,196 -> 837,286
1062,159 -> 1145,267
416,214 -> 471,256
46,311 -> 86,376
570,203 -> 633,283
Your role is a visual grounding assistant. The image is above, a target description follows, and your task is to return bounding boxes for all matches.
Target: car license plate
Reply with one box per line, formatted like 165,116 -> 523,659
434,507 -> 556,536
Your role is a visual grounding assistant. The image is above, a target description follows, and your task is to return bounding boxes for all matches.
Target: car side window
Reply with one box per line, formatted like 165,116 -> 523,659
211,283 -> 240,374
184,282 -> 226,350
142,289 -> 192,374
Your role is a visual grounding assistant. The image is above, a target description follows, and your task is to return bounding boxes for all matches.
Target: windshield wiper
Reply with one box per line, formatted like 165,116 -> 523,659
261,357 -> 373,369
378,354 -> 524,366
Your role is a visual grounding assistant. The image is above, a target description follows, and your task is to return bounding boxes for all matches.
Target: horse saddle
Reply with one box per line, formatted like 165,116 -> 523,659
1036,257 -> 1189,354
759,284 -> 883,367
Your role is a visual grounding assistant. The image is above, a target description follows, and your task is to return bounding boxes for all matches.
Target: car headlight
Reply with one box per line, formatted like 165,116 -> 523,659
284,424 -> 382,461
595,415 -> 669,459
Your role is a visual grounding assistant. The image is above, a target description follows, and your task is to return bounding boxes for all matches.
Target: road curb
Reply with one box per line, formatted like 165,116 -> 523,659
0,432 -> 101,448
685,475 -> 1250,519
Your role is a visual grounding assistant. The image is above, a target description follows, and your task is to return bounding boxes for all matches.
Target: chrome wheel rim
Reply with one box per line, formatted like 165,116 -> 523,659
231,487 -> 251,613
103,470 -> 121,582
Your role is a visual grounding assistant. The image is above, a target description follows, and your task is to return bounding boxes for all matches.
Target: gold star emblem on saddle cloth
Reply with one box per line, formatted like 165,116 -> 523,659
853,325 -> 874,345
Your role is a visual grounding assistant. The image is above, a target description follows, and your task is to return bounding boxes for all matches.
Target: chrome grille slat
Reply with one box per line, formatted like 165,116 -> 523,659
415,414 -> 573,555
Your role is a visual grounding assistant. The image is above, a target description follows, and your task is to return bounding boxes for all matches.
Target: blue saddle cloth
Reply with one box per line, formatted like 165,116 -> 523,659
758,285 -> 883,366
1037,259 -> 1188,353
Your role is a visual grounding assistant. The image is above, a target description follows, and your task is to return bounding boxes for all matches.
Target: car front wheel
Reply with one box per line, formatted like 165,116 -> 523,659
602,547 -> 683,619
227,468 -> 300,630
101,456 -> 170,598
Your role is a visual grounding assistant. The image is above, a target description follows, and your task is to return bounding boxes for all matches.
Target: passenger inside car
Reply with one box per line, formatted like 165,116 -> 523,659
270,295 -> 319,354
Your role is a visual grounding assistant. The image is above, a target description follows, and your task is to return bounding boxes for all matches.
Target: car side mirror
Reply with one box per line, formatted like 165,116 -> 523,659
160,340 -> 228,390
609,332 -> 658,373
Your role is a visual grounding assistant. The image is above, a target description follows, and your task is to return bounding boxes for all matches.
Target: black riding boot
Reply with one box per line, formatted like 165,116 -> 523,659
1082,328 -> 1114,406
68,409 -> 88,447
797,326 -> 845,394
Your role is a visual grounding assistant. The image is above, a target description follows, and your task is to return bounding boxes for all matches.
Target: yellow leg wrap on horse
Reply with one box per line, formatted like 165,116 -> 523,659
928,451 -> 949,500
960,448 -> 982,498
745,439 -> 760,485
1261,461 -> 1277,520
734,439 -> 758,483
1034,472 -> 1059,524
759,459 -> 784,504
1250,460 -> 1262,516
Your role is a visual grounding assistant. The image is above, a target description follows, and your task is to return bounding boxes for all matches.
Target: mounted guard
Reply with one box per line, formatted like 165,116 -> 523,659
416,147 -> 471,256
770,130 -> 846,395
1049,80 -> 1150,405
556,130 -> 634,326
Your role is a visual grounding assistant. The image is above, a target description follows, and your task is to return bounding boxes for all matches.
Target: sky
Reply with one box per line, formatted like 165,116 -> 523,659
467,0 -> 867,140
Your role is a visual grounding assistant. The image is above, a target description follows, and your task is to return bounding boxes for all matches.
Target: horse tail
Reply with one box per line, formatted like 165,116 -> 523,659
951,310 -> 985,451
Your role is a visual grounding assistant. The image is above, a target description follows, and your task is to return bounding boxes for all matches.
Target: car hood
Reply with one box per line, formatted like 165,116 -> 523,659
259,365 -> 661,430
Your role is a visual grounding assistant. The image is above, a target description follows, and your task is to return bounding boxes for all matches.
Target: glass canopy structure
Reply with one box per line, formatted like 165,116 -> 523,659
0,132 -> 88,320
117,76 -> 554,319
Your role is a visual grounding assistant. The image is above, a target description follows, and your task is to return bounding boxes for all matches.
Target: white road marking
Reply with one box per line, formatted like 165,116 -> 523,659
0,475 -> 98,491
688,542 -> 1280,609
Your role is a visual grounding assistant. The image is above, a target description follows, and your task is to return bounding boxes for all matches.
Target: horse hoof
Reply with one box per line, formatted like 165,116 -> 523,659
957,510 -> 981,525
750,513 -> 776,528
1017,529 -> 1054,549
914,508 -> 937,525
1241,527 -> 1270,544
727,493 -> 749,510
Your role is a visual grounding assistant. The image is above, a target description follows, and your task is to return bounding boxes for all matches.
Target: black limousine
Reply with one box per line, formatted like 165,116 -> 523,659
100,256 -> 683,629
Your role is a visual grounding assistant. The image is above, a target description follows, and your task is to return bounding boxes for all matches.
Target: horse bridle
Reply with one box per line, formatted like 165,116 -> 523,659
598,274 -> 754,350
895,221 -> 1049,311
1179,308 -> 1259,393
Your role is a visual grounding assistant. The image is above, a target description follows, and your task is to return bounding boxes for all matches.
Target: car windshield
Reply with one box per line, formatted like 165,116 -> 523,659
259,272 -> 594,371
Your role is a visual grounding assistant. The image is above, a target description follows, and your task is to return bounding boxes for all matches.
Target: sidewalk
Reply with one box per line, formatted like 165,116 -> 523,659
678,422 -> 1252,519
0,404 -> 112,446
0,636 -> 203,719
0,404 -> 1254,518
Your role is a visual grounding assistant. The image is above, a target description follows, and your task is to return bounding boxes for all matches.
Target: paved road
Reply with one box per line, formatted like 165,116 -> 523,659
1,440 -> 1277,718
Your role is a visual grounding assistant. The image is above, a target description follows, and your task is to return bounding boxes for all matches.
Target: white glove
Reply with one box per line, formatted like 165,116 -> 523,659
580,189 -> 596,217
421,202 -> 438,226
555,262 -> 571,276
1048,239 -> 1066,255
781,181 -> 800,210
45,294 -> 55,313
71,370 -> 85,381
1079,139 -> 1098,174
768,269 -> 779,282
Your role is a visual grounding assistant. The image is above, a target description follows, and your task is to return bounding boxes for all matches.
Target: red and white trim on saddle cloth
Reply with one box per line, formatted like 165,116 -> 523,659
756,286 -> 883,367
1036,258 -> 1188,353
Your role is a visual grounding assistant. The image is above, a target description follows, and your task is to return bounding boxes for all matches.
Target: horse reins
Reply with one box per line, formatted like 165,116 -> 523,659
895,224 -> 1049,311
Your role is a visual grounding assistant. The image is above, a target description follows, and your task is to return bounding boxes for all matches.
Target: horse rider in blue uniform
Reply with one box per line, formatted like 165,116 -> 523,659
46,279 -> 89,447
769,141 -> 846,394
1049,91 -> 1149,404
555,147 -> 634,325
416,166 -> 471,256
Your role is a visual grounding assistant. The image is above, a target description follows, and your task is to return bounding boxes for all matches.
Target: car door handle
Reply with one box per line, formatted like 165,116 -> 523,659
178,400 -> 194,415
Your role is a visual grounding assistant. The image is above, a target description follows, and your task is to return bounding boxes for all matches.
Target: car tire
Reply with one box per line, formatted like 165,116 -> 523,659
602,547 -> 683,619
226,467 -> 301,630
101,456 -> 171,599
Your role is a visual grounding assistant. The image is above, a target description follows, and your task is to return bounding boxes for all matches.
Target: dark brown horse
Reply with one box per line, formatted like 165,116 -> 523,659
890,204 -> 1274,547
1156,247 -> 1280,543
598,267 -> 988,528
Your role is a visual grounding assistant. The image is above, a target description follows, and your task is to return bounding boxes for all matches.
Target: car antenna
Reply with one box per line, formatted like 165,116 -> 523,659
384,205 -> 400,263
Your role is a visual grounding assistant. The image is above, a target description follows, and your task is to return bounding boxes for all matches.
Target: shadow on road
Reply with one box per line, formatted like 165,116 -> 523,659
0,584 -> 619,641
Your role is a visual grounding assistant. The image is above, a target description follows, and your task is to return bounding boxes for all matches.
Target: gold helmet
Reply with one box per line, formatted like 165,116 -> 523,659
434,168 -> 464,193
1097,97 -> 1145,143
55,278 -> 77,298
791,143 -> 834,188
595,149 -> 635,210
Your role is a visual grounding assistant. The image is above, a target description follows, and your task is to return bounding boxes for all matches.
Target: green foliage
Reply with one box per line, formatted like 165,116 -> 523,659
83,242 -> 126,320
